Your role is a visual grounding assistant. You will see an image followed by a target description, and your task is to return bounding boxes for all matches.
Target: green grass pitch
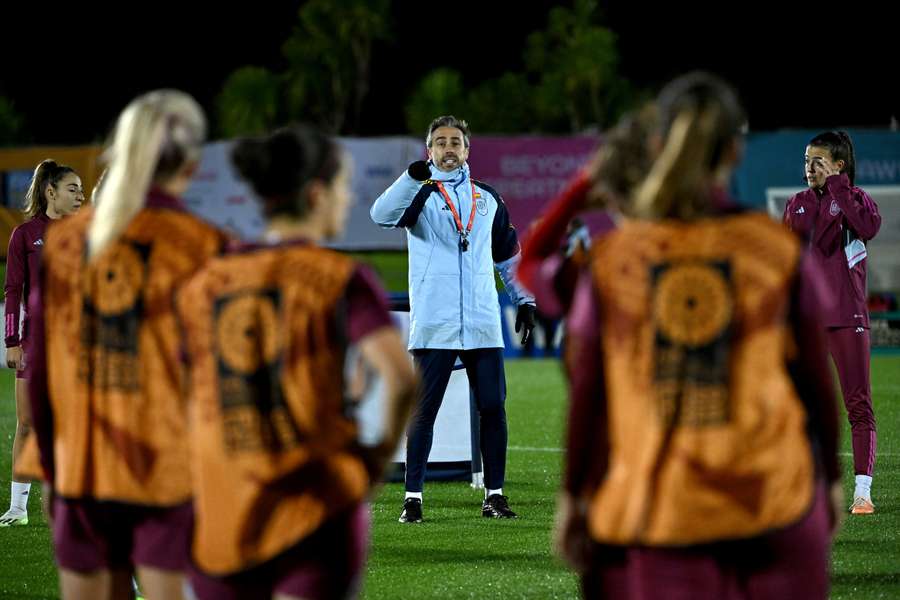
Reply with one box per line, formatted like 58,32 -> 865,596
1,358 -> 898,599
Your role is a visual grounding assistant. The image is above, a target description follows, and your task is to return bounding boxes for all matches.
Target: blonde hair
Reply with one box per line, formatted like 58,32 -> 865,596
586,103 -> 657,210
90,168 -> 108,205
89,90 -> 206,259
632,105 -> 721,220
631,72 -> 745,221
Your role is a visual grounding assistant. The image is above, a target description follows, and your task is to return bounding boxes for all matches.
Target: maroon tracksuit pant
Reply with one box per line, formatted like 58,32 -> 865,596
827,326 -> 876,476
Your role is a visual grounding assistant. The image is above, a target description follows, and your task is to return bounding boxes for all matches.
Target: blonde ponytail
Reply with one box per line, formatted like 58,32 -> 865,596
89,90 -> 205,259
632,104 -> 721,221
631,72 -> 746,221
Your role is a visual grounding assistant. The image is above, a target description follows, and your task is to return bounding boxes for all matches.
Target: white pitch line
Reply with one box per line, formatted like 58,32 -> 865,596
508,446 -> 564,453
508,447 -> 899,457
839,452 -> 898,457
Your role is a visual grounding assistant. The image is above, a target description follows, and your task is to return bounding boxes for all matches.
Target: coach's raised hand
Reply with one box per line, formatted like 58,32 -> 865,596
407,160 -> 432,181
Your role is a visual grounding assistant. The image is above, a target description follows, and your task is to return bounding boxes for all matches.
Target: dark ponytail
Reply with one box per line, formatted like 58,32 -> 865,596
231,124 -> 341,218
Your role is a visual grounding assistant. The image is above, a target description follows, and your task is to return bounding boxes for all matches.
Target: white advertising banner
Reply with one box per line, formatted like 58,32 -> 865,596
183,137 -> 423,248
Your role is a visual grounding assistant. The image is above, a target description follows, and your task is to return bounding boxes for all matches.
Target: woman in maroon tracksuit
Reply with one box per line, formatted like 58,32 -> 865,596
783,131 -> 881,515
1,160 -> 83,528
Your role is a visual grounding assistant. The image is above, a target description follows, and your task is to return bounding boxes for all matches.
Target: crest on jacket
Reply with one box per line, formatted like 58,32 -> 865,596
829,200 -> 841,216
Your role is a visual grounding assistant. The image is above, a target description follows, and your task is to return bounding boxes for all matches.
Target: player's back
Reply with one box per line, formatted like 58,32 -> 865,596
177,241 -> 370,575
41,197 -> 225,505
585,211 -> 813,546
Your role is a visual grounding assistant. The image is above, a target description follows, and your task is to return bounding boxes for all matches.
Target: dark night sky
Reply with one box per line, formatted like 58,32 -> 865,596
1,1 -> 897,145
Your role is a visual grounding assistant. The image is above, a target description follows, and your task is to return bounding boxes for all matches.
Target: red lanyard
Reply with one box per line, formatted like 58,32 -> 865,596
435,181 -> 477,242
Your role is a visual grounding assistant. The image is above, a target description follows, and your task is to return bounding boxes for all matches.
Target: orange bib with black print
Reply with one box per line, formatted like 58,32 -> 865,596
42,207 -> 224,505
586,212 -> 813,546
176,244 -> 368,575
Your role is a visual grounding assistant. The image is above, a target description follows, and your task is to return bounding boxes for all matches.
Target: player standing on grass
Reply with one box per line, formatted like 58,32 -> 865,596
1,160 -> 83,528
23,90 -> 226,600
554,72 -> 843,599
783,131 -> 881,515
178,124 -> 416,600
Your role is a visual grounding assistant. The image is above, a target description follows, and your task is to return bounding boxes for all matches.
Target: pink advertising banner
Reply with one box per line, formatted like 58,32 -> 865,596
466,136 -> 600,231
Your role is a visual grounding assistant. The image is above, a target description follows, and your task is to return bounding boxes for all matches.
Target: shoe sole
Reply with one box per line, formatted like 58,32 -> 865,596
849,499 -> 875,515
0,516 -> 28,527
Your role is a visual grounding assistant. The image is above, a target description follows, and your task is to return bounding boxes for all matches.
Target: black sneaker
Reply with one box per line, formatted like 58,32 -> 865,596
399,498 -> 423,523
482,494 -> 518,518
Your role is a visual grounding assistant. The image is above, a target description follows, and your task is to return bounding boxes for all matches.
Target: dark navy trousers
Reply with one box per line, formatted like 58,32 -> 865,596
405,348 -> 507,492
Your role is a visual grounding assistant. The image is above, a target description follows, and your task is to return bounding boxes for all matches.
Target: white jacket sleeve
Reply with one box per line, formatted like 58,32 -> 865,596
370,172 -> 423,228
495,252 -> 536,307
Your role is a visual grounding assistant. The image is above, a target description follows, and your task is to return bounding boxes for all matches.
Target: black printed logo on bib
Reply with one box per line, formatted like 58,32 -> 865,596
213,289 -> 301,454
78,241 -> 150,392
651,260 -> 734,427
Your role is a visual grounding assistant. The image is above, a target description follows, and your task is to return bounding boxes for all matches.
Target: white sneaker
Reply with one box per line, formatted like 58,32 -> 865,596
0,508 -> 28,527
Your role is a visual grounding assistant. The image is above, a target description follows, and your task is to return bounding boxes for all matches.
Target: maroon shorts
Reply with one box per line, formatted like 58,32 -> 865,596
189,503 -> 370,600
581,481 -> 831,600
53,497 -> 193,573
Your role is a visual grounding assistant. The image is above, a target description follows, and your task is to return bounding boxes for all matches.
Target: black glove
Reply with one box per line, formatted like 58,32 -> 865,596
515,303 -> 536,345
407,160 -> 432,181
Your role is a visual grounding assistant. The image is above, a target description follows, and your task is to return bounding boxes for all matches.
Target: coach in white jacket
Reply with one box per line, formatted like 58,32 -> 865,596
371,115 -> 535,523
